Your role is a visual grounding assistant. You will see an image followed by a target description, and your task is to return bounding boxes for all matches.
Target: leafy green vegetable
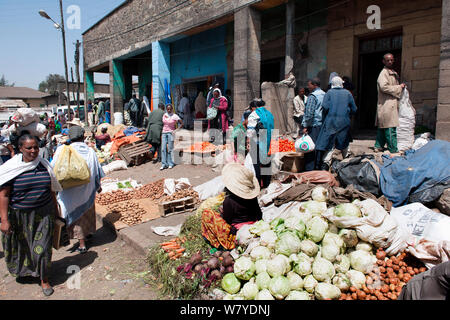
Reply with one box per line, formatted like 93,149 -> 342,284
221,273 -> 241,294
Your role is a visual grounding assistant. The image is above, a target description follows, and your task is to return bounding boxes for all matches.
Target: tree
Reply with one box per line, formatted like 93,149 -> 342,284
38,74 -> 66,94
0,74 -> 14,87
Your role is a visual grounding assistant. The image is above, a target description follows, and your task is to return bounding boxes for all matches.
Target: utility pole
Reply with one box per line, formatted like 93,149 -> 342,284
59,0 -> 72,121
74,40 -> 84,123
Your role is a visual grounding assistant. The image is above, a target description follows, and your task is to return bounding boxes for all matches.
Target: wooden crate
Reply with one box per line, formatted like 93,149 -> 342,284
118,140 -> 151,166
158,196 -> 196,217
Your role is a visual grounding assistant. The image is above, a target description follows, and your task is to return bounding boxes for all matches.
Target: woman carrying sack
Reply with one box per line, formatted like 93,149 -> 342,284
0,134 -> 62,296
51,126 -> 105,254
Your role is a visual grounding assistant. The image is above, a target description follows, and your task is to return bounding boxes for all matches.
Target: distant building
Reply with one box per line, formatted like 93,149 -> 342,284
0,86 -> 51,108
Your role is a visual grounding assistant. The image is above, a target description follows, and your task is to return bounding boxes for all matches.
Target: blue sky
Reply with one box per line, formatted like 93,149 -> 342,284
0,0 -> 124,89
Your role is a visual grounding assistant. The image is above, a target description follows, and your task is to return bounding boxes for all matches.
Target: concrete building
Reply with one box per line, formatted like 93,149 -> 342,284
82,0 -> 449,140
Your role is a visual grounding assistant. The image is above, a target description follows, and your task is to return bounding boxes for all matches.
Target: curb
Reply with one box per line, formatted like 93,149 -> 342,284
95,212 -> 150,257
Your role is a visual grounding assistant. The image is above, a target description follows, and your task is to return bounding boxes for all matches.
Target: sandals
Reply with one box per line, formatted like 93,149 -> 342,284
76,247 -> 88,254
42,287 -> 54,296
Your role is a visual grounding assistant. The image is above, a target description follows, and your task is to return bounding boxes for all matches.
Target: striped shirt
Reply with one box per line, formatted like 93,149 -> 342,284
2,163 -> 52,209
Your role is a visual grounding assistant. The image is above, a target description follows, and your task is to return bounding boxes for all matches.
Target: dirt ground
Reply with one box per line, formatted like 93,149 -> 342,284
0,213 -> 159,300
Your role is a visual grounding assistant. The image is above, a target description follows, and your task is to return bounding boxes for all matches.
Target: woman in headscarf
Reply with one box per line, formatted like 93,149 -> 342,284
0,134 -> 62,296
207,88 -> 228,145
194,91 -> 206,119
316,76 -> 357,170
51,126 -> 105,254
201,163 -> 262,250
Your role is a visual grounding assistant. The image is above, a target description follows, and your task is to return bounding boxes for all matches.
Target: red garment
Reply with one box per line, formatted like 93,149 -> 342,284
95,133 -> 111,143
207,97 -> 228,133
231,221 -> 256,231
48,120 -> 55,130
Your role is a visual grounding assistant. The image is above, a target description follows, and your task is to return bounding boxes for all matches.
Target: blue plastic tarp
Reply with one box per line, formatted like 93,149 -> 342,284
123,127 -> 140,136
379,140 -> 450,207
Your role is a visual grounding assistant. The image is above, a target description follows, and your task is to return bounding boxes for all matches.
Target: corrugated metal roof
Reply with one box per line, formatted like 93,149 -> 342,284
0,87 -> 51,99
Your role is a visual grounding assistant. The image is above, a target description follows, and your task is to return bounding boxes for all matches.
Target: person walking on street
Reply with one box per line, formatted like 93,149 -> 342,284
374,53 -> 406,153
97,100 -> 106,124
206,83 -> 220,110
144,102 -> 165,164
315,76 -> 358,170
301,78 -> 326,171
51,126 -> 104,254
161,104 -> 182,170
0,134 -> 62,296
293,87 -> 307,137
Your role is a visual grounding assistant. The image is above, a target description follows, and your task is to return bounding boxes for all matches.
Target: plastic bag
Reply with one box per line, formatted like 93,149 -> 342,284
151,224 -> 182,237
295,134 -> 315,153
194,176 -> 225,201
332,156 -> 380,196
244,153 -> 257,176
11,108 -> 39,126
397,89 -> 416,151
390,203 -> 450,244
164,178 -> 191,195
8,122 -> 47,138
53,145 -> 91,189
322,199 -> 410,255
101,160 -> 128,175
412,132 -> 433,150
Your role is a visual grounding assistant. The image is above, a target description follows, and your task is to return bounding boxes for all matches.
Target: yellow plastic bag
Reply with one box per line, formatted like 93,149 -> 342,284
54,145 -> 91,189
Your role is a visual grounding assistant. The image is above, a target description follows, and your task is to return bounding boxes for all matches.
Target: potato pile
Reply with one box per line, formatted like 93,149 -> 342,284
129,179 -> 165,200
96,189 -> 131,205
340,248 -> 427,300
108,201 -> 146,226
159,187 -> 200,204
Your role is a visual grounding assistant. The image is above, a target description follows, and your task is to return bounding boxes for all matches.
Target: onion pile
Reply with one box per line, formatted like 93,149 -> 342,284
177,251 -> 235,288
108,201 -> 146,226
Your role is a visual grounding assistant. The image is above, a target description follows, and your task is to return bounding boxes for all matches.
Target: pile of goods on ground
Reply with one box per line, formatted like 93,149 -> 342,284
176,250 -> 235,289
96,189 -> 131,205
219,186 -> 427,300
268,138 -> 295,155
187,141 -> 216,153
108,200 -> 146,226
159,187 -> 200,204
128,179 -> 165,200
160,237 -> 186,260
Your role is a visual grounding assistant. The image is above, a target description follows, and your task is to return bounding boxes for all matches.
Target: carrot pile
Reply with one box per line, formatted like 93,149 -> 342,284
268,139 -> 296,155
188,142 -> 216,153
160,237 -> 187,260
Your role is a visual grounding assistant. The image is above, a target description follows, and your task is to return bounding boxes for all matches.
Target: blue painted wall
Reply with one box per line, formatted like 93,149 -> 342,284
170,25 -> 228,90
152,41 -> 171,107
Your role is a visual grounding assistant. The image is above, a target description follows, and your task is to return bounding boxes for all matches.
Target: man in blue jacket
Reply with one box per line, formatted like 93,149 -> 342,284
301,78 -> 326,171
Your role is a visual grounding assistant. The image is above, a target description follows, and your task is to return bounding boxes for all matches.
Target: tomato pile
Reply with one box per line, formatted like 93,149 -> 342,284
188,141 -> 216,153
268,139 -> 296,155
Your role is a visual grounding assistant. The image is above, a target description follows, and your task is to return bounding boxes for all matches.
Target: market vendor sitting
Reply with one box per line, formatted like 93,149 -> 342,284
94,127 -> 111,149
201,163 -> 262,250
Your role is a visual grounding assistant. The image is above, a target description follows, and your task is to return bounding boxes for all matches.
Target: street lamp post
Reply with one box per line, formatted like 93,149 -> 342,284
39,0 -> 72,121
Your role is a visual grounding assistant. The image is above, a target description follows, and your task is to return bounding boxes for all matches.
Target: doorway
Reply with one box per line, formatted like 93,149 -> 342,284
261,58 -> 285,83
357,33 -> 402,130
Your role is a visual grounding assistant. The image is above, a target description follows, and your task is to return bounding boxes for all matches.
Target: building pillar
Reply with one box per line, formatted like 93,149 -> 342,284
233,6 -> 261,118
109,59 -> 131,124
436,0 -> 450,141
285,0 -> 295,75
152,41 -> 171,108
83,71 -> 94,125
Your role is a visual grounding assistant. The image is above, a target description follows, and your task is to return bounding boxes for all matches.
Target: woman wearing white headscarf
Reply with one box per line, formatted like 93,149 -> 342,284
207,88 -> 228,144
316,76 -> 358,170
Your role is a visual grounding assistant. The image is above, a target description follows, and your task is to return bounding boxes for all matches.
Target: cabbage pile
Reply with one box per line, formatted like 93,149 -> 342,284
221,186 -> 378,300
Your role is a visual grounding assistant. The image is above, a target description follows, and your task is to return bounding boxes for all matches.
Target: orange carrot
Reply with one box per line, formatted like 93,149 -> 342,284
175,248 -> 185,254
